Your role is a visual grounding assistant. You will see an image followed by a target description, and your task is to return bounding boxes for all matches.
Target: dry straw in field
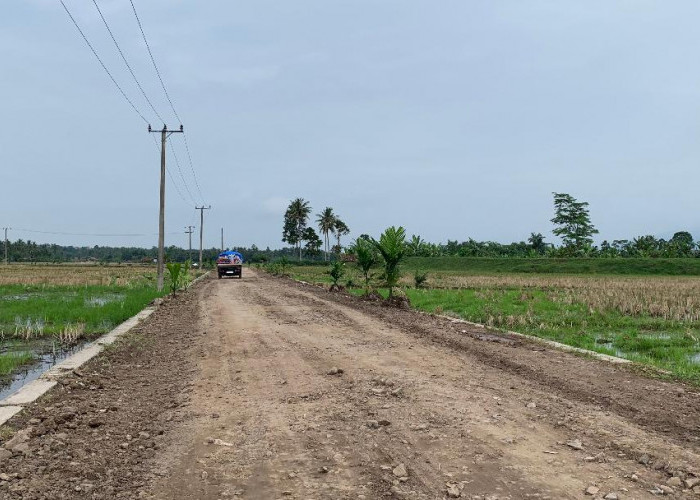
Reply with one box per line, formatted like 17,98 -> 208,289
0,264 -> 155,287
424,274 -> 700,322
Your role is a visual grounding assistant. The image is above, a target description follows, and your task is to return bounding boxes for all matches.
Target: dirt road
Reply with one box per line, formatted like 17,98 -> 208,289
2,269 -> 700,499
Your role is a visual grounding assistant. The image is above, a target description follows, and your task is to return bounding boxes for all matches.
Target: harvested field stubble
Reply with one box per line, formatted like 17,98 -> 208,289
427,274 -> 700,322
0,263 -> 157,286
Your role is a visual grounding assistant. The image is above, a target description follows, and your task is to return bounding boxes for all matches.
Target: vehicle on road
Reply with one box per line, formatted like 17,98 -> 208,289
216,251 -> 243,279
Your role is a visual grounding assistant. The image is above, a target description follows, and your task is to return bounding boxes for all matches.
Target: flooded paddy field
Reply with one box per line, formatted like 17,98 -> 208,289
0,264 -> 167,395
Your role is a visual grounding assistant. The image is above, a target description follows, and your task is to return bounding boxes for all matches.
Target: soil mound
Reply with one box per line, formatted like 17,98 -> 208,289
361,290 -> 384,302
383,294 -> 411,310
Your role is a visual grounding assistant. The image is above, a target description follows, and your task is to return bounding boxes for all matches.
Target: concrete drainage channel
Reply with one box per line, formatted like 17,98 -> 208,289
0,270 -> 211,427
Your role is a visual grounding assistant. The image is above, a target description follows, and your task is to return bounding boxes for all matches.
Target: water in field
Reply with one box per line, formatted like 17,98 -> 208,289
638,333 -> 672,340
690,353 -> 700,365
84,293 -> 125,307
0,340 -> 87,400
595,337 -> 627,359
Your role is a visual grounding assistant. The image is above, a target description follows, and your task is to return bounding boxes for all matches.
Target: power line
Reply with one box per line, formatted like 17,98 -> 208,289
13,228 -> 181,237
129,0 -> 182,124
181,133 -> 206,204
128,0 -> 208,206
151,135 -> 188,204
91,0 -> 165,124
59,0 -> 149,124
168,140 -> 198,205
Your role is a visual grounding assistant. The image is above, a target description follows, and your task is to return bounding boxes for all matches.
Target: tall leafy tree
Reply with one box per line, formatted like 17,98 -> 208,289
371,226 -> 407,297
669,231 -> 695,257
302,227 -> 323,257
333,218 -> 350,254
282,198 -> 311,261
316,207 -> 336,261
551,193 -> 598,255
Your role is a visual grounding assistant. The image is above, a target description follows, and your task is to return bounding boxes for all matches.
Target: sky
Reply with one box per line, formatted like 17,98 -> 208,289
2,0 -> 699,250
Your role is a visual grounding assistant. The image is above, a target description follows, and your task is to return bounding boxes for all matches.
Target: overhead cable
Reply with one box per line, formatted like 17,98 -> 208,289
91,0 -> 166,124
59,0 -> 149,124
181,134 -> 206,204
129,0 -> 182,124
13,228 -> 181,237
150,135 -> 189,204
168,140 -> 198,205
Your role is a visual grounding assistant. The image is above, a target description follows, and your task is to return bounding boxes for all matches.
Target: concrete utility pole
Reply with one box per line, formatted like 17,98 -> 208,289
2,227 -> 9,264
221,227 -> 224,252
195,205 -> 211,269
149,124 -> 183,292
185,226 -> 194,260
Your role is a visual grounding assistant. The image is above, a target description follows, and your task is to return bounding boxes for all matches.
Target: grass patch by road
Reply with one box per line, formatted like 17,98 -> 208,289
0,284 -> 165,340
0,352 -> 35,377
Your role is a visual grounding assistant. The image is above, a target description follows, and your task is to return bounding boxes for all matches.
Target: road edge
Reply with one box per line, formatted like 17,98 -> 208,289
294,277 -> 633,365
0,271 -> 211,427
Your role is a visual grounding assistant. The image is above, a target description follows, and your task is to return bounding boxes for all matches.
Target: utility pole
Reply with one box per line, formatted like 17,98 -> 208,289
2,227 -> 9,265
148,124 -> 183,292
185,226 -> 194,261
195,205 -> 211,269
221,227 -> 224,252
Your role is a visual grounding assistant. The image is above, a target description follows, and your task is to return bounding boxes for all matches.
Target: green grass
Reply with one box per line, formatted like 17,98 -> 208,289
0,284 -> 166,339
0,352 -> 35,377
405,257 -> 700,275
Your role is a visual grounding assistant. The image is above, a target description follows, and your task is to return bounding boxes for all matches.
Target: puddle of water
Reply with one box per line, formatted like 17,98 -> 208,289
85,294 -> 124,307
595,338 -> 626,358
0,295 -> 34,301
638,333 -> 672,340
0,341 -> 88,400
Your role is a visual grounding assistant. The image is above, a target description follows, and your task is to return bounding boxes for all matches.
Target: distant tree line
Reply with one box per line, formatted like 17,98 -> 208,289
400,232 -> 698,258
3,193 -> 697,264
0,240 -> 302,265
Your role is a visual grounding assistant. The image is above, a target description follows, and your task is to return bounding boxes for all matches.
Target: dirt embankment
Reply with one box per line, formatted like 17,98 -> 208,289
0,269 -> 698,499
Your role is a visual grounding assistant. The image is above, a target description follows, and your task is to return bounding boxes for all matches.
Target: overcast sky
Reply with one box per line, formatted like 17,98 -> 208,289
2,1 -> 699,249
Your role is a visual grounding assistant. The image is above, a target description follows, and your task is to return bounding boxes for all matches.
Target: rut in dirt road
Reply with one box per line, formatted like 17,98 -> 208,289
2,269 -> 699,499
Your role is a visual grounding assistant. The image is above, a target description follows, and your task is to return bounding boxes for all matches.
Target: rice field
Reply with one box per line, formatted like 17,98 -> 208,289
0,263 -> 180,381
0,263 -> 158,286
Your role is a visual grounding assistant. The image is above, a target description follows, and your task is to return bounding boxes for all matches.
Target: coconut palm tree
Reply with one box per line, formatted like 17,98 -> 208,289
316,207 -> 336,261
282,198 -> 311,261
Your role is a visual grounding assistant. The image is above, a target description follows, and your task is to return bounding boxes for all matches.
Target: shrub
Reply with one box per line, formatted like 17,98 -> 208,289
328,261 -> 345,288
414,271 -> 428,288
